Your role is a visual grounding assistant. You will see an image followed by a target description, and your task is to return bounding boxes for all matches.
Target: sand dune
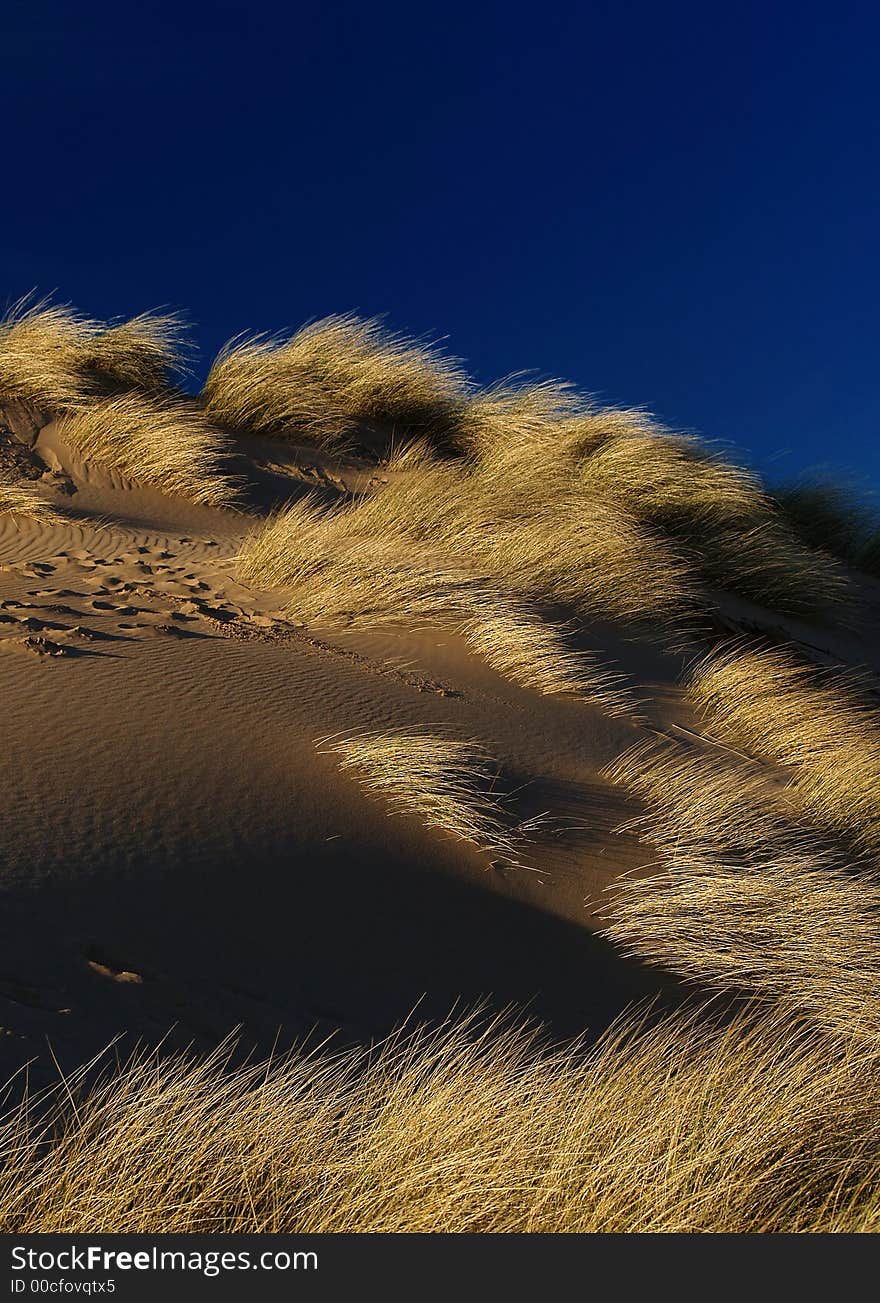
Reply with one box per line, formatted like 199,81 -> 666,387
3,305 -> 880,1231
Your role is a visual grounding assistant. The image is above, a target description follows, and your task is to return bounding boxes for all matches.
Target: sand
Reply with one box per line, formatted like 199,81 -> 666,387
1,415 -> 878,1089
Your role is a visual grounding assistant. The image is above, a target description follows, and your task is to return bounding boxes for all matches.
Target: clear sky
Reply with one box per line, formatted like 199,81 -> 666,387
3,0 -> 878,490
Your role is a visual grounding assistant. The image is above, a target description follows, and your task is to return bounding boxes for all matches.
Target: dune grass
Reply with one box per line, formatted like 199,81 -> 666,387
2,1005 -> 880,1233
237,492 -> 640,715
0,478 -> 62,523
466,383 -> 847,616
247,376 -> 841,627
321,728 -> 529,866
773,480 -> 880,577
56,393 -> 241,509
0,298 -> 189,414
602,739 -> 880,1039
234,454 -> 694,673
0,298 -> 95,411
460,609 -> 640,714
202,314 -> 472,449
196,312 -> 850,622
75,311 -> 190,392
689,644 -> 880,854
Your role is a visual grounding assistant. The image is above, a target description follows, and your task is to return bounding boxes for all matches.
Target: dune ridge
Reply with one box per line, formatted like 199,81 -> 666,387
2,298 -> 880,1233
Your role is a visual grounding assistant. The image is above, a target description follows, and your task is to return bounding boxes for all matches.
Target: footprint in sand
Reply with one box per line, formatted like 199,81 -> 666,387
84,947 -> 144,985
90,599 -> 140,615
18,563 -> 56,579
0,978 -> 71,1013
148,623 -> 207,640
16,616 -> 67,633
1,636 -> 73,658
176,597 -> 234,622
62,625 -> 120,643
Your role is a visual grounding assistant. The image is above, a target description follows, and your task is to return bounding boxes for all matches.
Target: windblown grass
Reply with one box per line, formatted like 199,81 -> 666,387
206,311 -> 846,618
0,479 -> 62,522
774,481 -> 880,577
57,394 -> 241,508
237,493 -> 640,714
460,610 -> 640,714
602,740 -> 880,1039
76,311 -> 190,392
689,644 -> 880,853
3,1006 -> 880,1232
467,382 -> 846,616
0,299 -> 94,411
321,728 -> 527,866
0,298 -> 189,413
202,314 -> 472,449
236,456 -> 690,703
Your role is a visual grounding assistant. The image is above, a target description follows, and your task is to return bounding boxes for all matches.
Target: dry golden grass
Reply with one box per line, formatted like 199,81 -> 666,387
774,481 -> 880,577
204,312 -> 845,619
461,610 -> 640,715
0,478 -> 62,523
467,382 -> 846,616
202,314 -> 472,448
56,393 -> 241,509
3,1005 -> 880,1233
0,298 -> 189,413
76,311 -> 190,392
0,298 -> 94,411
689,644 -> 880,854
321,728 -> 528,866
237,493 -> 640,715
236,449 -> 694,641
602,740 -> 880,1039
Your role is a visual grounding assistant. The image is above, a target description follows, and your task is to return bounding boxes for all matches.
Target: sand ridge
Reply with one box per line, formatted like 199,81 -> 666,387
1,408 -> 878,1086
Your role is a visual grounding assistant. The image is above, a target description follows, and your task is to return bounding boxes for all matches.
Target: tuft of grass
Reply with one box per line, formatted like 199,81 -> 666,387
602,739 -> 880,1040
467,387 -> 847,616
3,1006 -> 880,1232
236,493 -> 641,715
0,478 -> 62,523
321,727 -> 528,866
202,314 -> 472,449
0,298 -> 190,413
0,297 -> 95,411
237,454 -> 697,629
773,481 -> 880,578
689,644 -> 880,854
57,393 -> 241,509
75,311 -> 190,392
461,609 -> 640,716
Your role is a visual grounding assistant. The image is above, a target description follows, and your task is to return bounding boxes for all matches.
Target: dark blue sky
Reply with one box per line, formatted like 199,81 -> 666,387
3,1 -> 878,489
